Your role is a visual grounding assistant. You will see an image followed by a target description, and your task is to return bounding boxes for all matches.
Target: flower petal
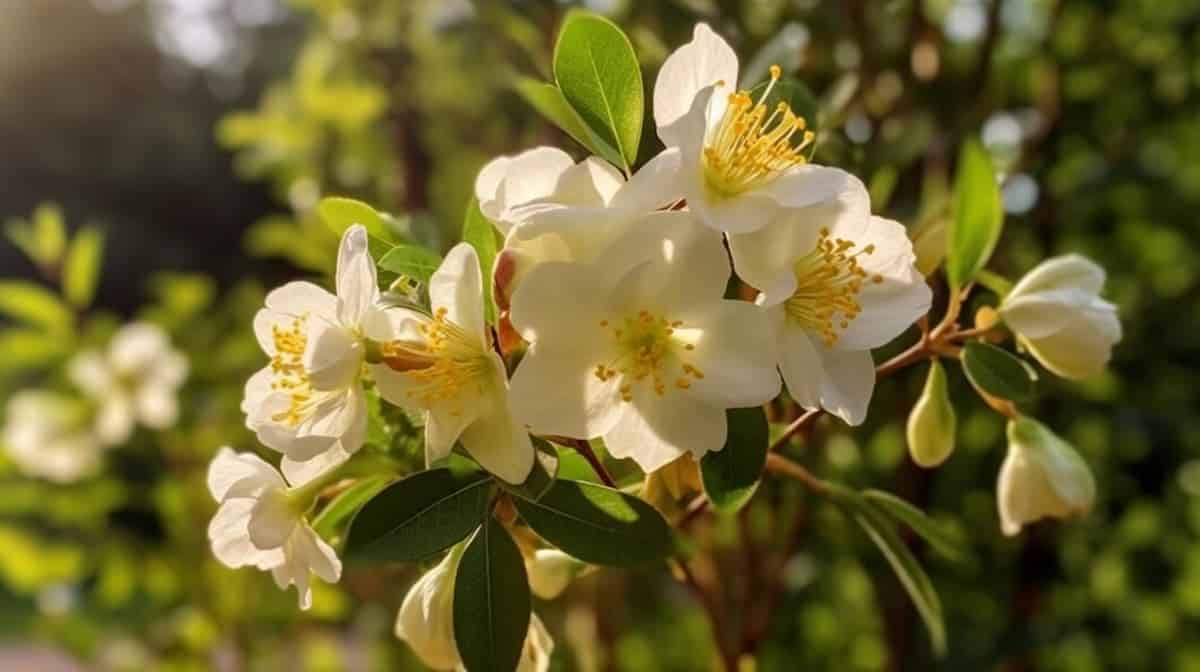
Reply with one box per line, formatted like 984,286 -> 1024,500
679,300 -> 780,408
281,444 -> 352,487
756,164 -> 858,211
206,446 -> 286,501
265,281 -> 337,318
1021,308 -> 1120,380
811,346 -> 876,426
603,392 -> 727,472
429,243 -> 486,348
459,393 -> 535,485
68,351 -> 114,398
335,225 -> 379,326
136,384 -> 179,429
834,216 -> 931,351
208,498 -> 284,569
653,23 -> 737,145
303,321 -> 363,391
508,344 -> 624,441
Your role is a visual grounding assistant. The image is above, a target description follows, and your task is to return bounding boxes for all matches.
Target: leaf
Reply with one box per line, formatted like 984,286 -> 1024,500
747,77 -> 820,137
553,10 -> 643,171
974,269 -> 1014,298
462,198 -> 500,324
513,479 -> 673,566
32,204 -> 67,265
343,467 -> 492,564
513,77 -> 624,168
377,245 -> 443,285
317,197 -> 393,243
312,475 -> 394,540
453,517 -> 531,672
0,328 -> 66,377
0,282 -> 72,333
63,227 -> 104,309
946,138 -> 1003,289
701,407 -> 768,514
861,490 -> 968,563
961,341 -> 1037,403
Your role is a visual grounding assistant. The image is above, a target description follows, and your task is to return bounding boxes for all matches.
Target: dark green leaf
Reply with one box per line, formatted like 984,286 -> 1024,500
946,138 -> 1003,289
344,467 -> 492,564
453,517 -> 531,672
312,475 -> 394,540
861,490 -> 968,563
701,407 -> 768,514
961,341 -> 1037,403
553,10 -> 643,171
378,245 -> 443,285
514,479 -> 672,566
63,227 -> 103,309
513,77 -> 623,168
462,198 -> 500,324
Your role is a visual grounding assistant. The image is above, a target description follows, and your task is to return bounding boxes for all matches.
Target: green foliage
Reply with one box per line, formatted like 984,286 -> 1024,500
461,198 -> 499,324
947,139 -> 1003,290
513,77 -> 623,167
453,517 -> 531,672
860,490 -> 968,564
378,245 -> 443,285
62,227 -> 103,309
701,407 -> 768,514
961,341 -> 1038,403
0,281 -> 72,333
312,475 -> 394,541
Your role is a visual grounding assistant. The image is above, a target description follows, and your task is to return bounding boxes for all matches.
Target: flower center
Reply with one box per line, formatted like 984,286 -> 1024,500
381,308 -> 492,410
784,228 -> 883,347
269,316 -> 316,426
593,310 -> 705,401
702,65 -> 815,198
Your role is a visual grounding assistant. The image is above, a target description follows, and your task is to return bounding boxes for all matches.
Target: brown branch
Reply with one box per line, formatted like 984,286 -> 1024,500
556,437 -> 616,488
764,453 -> 832,495
677,560 -> 738,672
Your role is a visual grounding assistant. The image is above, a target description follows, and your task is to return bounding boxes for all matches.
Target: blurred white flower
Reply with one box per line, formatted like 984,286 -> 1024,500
998,254 -> 1121,380
244,225 -> 409,485
3,390 -> 103,483
527,549 -> 579,600
728,178 -> 930,424
373,244 -> 534,484
997,416 -> 1096,536
206,447 -> 341,609
69,322 -> 188,445
508,212 -> 780,472
646,23 -> 855,234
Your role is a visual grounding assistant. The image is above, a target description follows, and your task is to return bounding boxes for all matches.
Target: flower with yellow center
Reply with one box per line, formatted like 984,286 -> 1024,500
508,212 -> 780,473
372,243 -> 534,485
645,23 -> 856,234
728,177 -> 931,425
244,225 -> 410,485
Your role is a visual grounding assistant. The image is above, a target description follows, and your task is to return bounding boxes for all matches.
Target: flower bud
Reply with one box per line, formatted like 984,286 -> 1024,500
997,416 -> 1096,536
395,549 -> 462,670
906,360 -> 956,468
527,549 -> 580,600
517,613 -> 555,672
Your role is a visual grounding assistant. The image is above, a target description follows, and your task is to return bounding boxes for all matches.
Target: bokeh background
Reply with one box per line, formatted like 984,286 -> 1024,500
2,0 -> 1198,670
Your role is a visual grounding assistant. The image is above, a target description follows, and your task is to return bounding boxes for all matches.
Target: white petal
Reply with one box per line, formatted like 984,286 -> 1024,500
604,211 -> 730,313
459,393 -> 535,485
679,300 -> 780,408
508,261 -> 609,345
396,553 -> 461,670
811,347 -> 876,426
68,351 -> 114,398
603,393 -> 727,472
429,243 -> 487,348
146,350 -> 188,389
517,613 -> 555,672
335,225 -> 379,326
265,281 -> 337,318
281,443 -> 352,487
755,164 -> 858,211
653,23 -> 737,145
248,489 -> 298,550
109,322 -> 169,376
425,407 -> 477,467
95,396 -> 135,445
293,524 -> 342,583
1007,253 -> 1106,298
477,147 -> 576,233
608,148 -> 684,213
552,156 -> 626,206
207,446 -> 286,501
208,499 -> 284,569
997,417 -> 1096,536
774,313 -> 823,412
136,385 -> 178,429
304,387 -> 368,455
303,321 -> 363,391
508,344 -> 624,440
475,155 -> 513,217
834,216 -> 931,351
1021,308 -> 1120,380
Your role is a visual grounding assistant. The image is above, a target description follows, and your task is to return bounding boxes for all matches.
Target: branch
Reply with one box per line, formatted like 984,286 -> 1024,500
764,453 -> 832,495
556,437 -> 616,488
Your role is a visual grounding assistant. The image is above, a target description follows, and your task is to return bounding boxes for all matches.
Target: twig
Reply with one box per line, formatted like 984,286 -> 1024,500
558,437 -> 616,488
764,453 -> 831,495
677,560 -> 738,672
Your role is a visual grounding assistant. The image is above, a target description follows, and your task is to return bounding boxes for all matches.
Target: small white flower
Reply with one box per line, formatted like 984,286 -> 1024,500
373,244 -> 534,484
998,254 -> 1121,380
728,178 -> 931,424
68,322 -> 187,445
647,23 -> 856,234
997,416 -> 1096,536
508,213 -> 781,473
3,390 -> 103,483
527,549 -> 579,600
245,225 -> 406,485
206,447 -> 341,609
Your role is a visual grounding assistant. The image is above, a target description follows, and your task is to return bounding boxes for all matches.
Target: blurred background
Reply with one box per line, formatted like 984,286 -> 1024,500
1,0 -> 1198,670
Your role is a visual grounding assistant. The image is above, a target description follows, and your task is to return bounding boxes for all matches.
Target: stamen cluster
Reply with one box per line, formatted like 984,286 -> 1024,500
784,228 -> 884,347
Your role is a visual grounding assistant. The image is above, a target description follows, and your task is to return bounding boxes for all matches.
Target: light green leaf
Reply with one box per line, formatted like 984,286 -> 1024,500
63,227 -> 104,309
974,269 -> 1014,298
462,198 -> 500,324
701,407 -> 768,514
33,204 -> 67,265
0,282 -> 72,333
343,467 -> 492,564
377,245 -> 443,285
513,77 -> 624,168
312,475 -> 394,541
946,138 -> 1003,289
553,10 -> 643,172
513,478 -> 673,567
453,517 -> 531,672
0,328 -> 66,377
317,197 -> 393,242
861,490 -> 968,563
961,341 -> 1037,403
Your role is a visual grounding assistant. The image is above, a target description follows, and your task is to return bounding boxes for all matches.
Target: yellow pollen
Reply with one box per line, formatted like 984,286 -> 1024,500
381,309 -> 490,409
268,316 -> 315,426
783,229 -> 884,347
702,64 -> 815,197
592,309 -> 705,402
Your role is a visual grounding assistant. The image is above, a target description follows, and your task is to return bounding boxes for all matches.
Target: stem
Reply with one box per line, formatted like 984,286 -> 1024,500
677,560 -> 738,672
558,437 -> 616,488
764,453 -> 831,495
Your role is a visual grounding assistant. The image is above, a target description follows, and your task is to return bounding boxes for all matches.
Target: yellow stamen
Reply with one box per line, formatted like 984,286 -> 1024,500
592,310 -> 705,402
381,308 -> 491,409
268,316 -> 315,426
784,228 -> 884,347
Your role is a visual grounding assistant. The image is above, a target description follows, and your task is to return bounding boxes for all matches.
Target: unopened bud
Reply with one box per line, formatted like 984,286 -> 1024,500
527,549 -> 580,600
997,416 -> 1096,536
907,360 -> 956,468
395,548 -> 462,670
974,306 -> 999,331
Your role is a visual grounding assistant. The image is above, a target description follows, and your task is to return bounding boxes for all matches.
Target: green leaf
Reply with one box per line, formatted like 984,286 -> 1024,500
974,269 -> 1014,298
513,77 -> 624,168
377,245 -> 443,285
62,227 -> 104,309
33,204 -> 67,265
453,517 -> 531,672
701,407 -> 768,514
317,197 -> 393,243
343,467 -> 492,564
0,282 -> 72,333
946,138 -> 1003,289
0,328 -> 66,377
861,490 -> 968,563
553,10 -> 643,171
747,77 -> 820,137
462,198 -> 500,324
961,341 -> 1037,403
312,475 -> 394,540
513,479 -> 673,566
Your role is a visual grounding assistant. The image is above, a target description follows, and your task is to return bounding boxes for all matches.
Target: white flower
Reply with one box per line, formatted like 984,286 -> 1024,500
373,244 -> 534,484
244,225 -> 406,485
206,447 -> 341,609
2,390 -> 103,483
508,212 -> 781,472
997,416 -> 1096,536
527,549 -> 578,600
728,178 -> 931,424
396,547 -> 554,672
998,254 -> 1121,380
68,322 -> 187,445
648,23 -> 856,233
